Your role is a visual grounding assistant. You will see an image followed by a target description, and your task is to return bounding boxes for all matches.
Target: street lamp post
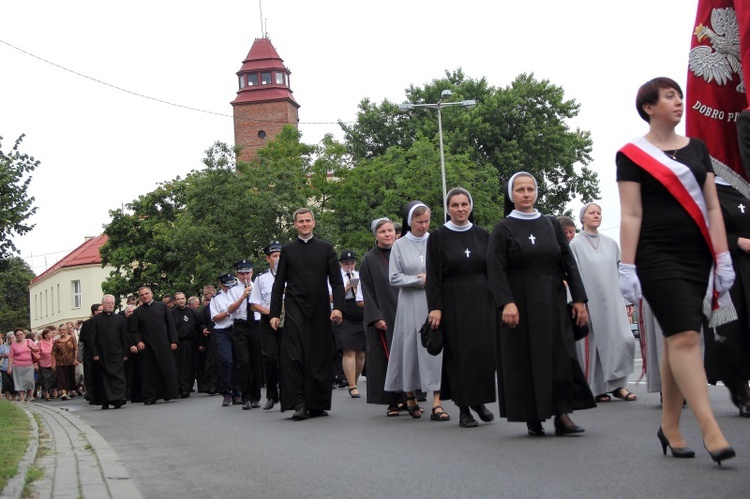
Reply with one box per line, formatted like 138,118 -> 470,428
398,90 -> 476,221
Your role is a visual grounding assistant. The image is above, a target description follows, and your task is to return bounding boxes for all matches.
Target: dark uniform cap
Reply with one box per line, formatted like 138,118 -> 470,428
338,250 -> 357,262
264,241 -> 282,255
234,259 -> 254,272
219,272 -> 237,285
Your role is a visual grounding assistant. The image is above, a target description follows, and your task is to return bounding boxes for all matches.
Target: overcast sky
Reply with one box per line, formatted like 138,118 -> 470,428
2,0 -> 698,275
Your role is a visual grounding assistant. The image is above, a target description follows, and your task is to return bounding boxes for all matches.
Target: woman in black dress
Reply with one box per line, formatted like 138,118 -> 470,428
617,77 -> 736,464
488,173 -> 595,436
426,188 -> 496,428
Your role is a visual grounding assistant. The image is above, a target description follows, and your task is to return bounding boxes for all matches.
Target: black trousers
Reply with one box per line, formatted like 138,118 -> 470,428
197,331 -> 218,393
259,316 -> 281,402
174,338 -> 197,395
233,319 -> 263,402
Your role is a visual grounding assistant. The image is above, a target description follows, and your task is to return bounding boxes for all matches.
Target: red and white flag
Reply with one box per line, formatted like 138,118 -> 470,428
686,0 -> 750,179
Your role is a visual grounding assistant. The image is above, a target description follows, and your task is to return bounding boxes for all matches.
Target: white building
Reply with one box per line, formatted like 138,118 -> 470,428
28,235 -> 112,330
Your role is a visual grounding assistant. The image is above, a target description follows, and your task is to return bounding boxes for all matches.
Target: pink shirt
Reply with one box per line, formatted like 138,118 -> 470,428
38,338 -> 54,368
9,340 -> 34,367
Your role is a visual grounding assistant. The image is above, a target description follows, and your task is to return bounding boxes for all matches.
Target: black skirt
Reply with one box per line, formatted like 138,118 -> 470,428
333,300 -> 366,351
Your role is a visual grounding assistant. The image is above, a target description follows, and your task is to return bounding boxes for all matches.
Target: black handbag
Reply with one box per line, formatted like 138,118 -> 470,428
567,303 -> 589,341
420,317 -> 443,356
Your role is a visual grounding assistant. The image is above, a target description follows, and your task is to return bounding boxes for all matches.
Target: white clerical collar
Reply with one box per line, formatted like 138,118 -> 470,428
298,235 -> 314,243
444,221 -> 473,232
508,209 -> 541,220
404,231 -> 429,242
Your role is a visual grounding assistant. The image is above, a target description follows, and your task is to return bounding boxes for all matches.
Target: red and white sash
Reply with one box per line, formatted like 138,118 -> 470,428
619,137 -> 736,327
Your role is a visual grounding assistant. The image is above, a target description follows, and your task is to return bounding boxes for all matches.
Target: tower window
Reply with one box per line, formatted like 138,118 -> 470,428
258,130 -> 266,139
275,73 -> 285,85
239,75 -> 245,89
247,74 -> 258,86
261,72 -> 271,85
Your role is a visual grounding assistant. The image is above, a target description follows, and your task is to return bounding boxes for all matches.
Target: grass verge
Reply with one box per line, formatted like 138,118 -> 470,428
0,400 -> 32,491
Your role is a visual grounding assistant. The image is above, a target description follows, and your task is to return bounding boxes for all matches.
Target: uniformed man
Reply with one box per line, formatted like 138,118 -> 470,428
210,273 -> 241,407
249,241 -> 282,410
227,259 -> 263,410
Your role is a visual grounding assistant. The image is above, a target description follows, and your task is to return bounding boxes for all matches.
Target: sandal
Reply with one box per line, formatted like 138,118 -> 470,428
386,404 -> 400,417
406,396 -> 422,419
430,405 -> 451,421
595,394 -> 611,403
611,388 -> 637,401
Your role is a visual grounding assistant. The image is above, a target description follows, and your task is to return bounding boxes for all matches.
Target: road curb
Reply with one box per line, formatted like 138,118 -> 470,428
1,405 -> 39,499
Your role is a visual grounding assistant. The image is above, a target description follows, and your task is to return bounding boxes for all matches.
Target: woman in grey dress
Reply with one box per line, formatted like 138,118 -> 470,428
570,202 -> 636,402
384,201 -> 446,420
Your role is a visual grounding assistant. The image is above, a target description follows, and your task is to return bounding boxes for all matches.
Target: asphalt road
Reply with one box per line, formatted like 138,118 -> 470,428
55,354 -> 745,499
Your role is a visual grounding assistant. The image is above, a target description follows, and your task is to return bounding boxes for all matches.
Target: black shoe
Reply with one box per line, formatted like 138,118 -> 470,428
207,390 -> 216,396
704,442 -> 736,466
337,379 -> 349,389
101,404 -> 109,410
233,396 -> 242,405
657,427 -> 695,458
459,412 -> 478,428
144,400 -> 156,406
527,421 -> 545,436
112,400 -> 123,409
292,405 -> 309,420
250,400 -> 261,409
308,409 -> 329,418
222,395 -> 232,407
471,404 -> 494,422
242,401 -> 251,410
263,399 -> 276,410
740,405 -> 750,418
180,392 -> 189,399
554,415 -> 585,436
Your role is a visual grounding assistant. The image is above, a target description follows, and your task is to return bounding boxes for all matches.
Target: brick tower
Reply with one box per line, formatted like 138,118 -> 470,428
231,37 -> 299,164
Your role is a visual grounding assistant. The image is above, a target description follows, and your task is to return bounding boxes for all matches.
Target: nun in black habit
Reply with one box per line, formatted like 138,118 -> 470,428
359,217 -> 404,415
488,172 -> 595,436
426,188 -> 497,428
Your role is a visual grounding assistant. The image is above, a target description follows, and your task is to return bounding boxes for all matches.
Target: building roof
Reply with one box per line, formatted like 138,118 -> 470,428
30,234 -> 108,285
236,37 -> 287,72
231,37 -> 298,107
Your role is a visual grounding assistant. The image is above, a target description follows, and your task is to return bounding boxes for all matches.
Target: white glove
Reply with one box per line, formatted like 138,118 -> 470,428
714,251 -> 735,293
618,263 -> 641,306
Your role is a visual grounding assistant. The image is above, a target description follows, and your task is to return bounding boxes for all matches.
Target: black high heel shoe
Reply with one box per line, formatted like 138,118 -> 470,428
554,415 -> 585,436
704,442 -> 736,466
657,427 -> 695,458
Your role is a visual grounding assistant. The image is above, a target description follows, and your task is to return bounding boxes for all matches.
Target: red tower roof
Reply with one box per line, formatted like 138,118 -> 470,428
231,37 -> 299,107
31,234 -> 108,285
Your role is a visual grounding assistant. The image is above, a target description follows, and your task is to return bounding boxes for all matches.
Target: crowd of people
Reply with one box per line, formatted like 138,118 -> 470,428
6,77 -> 747,466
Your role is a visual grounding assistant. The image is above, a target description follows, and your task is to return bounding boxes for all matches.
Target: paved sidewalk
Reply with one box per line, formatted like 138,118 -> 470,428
20,403 -> 141,499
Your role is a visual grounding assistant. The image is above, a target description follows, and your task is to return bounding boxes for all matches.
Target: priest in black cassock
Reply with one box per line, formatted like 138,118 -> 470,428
90,295 -> 137,409
270,208 -> 345,420
171,292 -> 201,398
130,286 -> 181,405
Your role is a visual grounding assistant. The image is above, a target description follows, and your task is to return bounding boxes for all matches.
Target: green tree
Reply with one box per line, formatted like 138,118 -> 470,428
327,138 -> 502,258
341,70 -> 599,216
100,127 -> 319,300
0,256 -> 35,331
0,134 -> 39,261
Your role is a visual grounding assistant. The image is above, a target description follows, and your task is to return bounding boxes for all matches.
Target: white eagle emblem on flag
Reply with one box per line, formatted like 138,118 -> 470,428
688,7 -> 744,94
